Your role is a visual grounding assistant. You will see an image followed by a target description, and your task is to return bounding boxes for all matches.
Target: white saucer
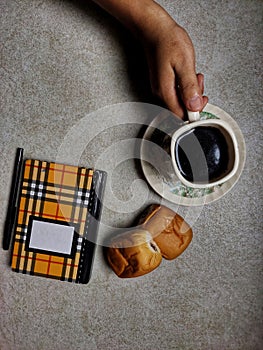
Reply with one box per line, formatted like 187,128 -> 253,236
140,103 -> 246,206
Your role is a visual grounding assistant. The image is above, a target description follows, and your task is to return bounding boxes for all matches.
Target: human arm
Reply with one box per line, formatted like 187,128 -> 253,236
92,0 -> 208,118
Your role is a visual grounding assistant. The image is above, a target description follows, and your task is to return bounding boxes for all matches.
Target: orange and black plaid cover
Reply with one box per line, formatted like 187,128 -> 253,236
11,159 -> 106,283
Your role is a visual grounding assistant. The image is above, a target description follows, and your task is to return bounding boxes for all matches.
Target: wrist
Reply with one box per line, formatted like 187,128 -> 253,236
93,0 -> 177,43
129,1 -> 178,44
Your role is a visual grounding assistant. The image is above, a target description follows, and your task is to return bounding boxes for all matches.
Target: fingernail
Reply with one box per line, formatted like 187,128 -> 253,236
189,95 -> 203,110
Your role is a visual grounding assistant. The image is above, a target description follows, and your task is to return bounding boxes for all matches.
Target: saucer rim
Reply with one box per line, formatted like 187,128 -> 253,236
140,103 -> 246,206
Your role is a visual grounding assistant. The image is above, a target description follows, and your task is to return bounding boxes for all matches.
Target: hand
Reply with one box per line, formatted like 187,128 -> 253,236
143,21 -> 208,118
92,0 -> 208,118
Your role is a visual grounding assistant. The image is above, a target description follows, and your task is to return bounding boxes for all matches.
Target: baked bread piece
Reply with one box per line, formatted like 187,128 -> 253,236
107,229 -> 162,278
138,204 -> 193,260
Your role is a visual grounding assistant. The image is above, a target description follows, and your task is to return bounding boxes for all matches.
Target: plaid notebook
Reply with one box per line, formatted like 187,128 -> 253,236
9,154 -> 106,284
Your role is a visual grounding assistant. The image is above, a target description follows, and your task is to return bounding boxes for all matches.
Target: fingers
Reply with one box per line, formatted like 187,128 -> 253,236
196,72 -> 209,109
149,68 -> 208,118
176,64 -> 204,112
176,72 -> 208,116
148,59 -> 187,118
197,73 -> 204,94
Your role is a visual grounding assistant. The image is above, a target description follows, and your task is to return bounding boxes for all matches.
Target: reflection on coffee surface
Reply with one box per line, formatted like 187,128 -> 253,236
175,126 -> 229,183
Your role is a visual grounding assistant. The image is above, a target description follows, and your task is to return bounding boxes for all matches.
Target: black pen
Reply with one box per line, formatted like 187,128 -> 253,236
3,148 -> 24,250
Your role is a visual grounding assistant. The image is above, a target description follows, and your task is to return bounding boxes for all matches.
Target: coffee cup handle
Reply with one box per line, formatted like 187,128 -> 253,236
187,110 -> 200,122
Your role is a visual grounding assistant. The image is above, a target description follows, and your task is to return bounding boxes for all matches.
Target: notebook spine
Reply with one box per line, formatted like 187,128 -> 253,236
77,170 -> 107,284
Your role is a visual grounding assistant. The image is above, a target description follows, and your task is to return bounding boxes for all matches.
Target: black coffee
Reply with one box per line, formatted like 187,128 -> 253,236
175,126 -> 230,183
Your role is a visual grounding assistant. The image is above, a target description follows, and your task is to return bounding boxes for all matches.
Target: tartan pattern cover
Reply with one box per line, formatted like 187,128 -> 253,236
11,159 -> 105,283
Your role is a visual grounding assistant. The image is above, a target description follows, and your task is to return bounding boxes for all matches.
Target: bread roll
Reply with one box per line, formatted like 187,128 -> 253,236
107,229 -> 162,278
138,204 -> 193,260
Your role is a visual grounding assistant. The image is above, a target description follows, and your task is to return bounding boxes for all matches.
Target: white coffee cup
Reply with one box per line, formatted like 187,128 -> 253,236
170,111 -> 239,188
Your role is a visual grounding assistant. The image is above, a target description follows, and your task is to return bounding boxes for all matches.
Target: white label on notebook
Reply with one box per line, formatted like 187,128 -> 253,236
29,220 -> 74,255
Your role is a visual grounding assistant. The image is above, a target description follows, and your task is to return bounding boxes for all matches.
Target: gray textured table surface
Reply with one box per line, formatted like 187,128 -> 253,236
0,1 -> 262,349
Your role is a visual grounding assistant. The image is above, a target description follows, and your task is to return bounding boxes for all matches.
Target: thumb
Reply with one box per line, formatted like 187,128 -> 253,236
177,69 -> 203,112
